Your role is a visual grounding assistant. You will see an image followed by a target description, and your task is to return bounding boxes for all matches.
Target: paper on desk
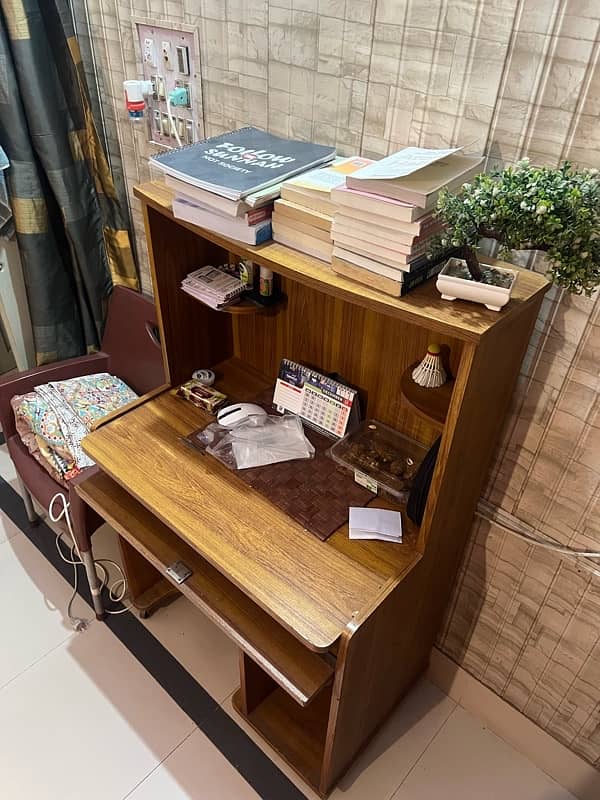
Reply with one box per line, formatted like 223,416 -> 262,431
349,507 -> 402,542
349,146 -> 462,181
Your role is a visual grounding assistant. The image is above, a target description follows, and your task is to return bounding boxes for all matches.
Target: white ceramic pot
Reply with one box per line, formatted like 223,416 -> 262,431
436,258 -> 517,312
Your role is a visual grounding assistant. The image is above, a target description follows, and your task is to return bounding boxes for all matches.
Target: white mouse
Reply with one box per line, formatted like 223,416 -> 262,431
216,403 -> 267,428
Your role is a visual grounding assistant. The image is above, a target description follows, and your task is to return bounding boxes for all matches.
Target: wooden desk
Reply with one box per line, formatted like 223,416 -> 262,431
76,182 -> 549,796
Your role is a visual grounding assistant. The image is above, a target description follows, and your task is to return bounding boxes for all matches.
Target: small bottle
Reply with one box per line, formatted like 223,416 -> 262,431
259,266 -> 273,297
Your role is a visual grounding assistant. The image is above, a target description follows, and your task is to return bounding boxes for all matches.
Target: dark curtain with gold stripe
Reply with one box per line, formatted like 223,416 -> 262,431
0,0 -> 139,365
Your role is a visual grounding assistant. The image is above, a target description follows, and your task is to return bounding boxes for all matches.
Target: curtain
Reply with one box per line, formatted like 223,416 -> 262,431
0,0 -> 139,365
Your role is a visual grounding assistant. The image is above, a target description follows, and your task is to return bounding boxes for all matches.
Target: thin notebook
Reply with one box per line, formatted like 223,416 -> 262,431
150,127 -> 336,201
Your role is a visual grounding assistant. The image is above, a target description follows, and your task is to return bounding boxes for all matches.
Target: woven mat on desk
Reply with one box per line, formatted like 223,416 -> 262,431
184,413 -> 373,541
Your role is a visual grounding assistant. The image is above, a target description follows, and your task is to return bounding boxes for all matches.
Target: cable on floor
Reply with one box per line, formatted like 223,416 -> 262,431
49,493 -> 132,631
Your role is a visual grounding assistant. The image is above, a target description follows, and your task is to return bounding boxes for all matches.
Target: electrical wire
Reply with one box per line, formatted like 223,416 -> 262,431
166,94 -> 182,146
476,500 -> 600,558
49,493 -> 132,631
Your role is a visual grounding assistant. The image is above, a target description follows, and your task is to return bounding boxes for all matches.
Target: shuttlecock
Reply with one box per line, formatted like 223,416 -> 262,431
412,343 -> 447,389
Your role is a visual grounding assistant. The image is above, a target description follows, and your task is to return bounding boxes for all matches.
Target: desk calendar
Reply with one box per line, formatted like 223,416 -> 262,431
273,359 -> 359,438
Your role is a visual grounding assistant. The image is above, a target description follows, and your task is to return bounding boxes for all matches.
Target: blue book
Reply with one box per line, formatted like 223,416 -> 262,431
150,127 -> 336,201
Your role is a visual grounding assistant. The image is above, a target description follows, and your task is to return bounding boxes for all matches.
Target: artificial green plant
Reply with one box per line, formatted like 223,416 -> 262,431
435,159 -> 600,295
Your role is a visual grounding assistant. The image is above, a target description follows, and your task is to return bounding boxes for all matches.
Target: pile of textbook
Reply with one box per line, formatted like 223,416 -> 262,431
271,156 -> 372,262
150,127 -> 336,245
330,147 -> 484,296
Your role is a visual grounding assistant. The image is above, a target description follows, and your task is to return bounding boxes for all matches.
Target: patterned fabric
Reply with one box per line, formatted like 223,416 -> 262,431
0,1 -> 139,365
12,373 -> 137,484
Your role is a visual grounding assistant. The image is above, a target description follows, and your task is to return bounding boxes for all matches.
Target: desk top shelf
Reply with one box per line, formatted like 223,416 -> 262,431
134,181 -> 548,344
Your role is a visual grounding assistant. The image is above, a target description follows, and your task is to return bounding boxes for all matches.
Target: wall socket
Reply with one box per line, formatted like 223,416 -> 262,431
136,23 -> 199,147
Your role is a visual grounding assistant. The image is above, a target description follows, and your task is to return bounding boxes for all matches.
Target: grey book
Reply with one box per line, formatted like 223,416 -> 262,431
151,126 -> 336,201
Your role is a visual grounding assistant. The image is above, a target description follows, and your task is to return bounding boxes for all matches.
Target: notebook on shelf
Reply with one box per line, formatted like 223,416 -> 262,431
150,127 -> 336,201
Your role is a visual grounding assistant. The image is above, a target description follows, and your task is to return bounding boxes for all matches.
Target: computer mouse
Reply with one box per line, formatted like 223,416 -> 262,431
216,403 -> 267,428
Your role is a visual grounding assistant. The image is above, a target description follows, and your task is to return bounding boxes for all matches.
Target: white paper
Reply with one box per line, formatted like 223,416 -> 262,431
349,507 -> 402,542
350,147 -> 462,181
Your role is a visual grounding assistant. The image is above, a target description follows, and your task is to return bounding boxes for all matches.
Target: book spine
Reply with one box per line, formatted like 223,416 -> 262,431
254,220 -> 273,245
401,249 -> 457,292
245,206 -> 272,225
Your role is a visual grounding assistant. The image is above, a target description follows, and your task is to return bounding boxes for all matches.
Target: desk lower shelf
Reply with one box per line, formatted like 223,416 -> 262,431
77,471 -> 333,707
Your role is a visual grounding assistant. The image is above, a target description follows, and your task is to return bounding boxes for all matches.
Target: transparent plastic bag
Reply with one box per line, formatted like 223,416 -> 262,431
198,413 -> 315,470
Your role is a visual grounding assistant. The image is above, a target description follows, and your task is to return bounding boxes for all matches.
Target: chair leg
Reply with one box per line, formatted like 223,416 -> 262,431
17,477 -> 39,525
80,548 -> 106,621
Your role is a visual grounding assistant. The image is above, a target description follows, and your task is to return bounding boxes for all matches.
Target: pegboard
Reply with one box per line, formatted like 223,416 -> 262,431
136,23 -> 200,147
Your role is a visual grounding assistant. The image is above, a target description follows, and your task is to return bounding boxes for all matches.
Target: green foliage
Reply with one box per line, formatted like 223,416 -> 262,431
435,159 -> 600,295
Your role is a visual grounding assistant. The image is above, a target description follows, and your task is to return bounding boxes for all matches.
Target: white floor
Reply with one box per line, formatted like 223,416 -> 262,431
0,440 -> 577,800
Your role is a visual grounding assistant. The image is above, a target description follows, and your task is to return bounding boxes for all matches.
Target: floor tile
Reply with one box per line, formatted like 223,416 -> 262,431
93,523 -> 240,704
391,705 -> 577,800
222,678 -> 456,800
0,507 -> 20,545
0,620 -> 195,800
0,529 -> 78,688
0,441 -> 19,491
124,728 -> 260,799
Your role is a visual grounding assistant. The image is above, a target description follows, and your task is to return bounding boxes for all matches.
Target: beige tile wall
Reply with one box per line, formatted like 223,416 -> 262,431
86,0 -> 600,767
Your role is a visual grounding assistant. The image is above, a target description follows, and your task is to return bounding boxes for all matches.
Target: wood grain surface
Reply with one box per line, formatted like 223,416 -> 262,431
81,388 -> 419,651
134,182 -> 549,344
400,362 -> 453,428
77,470 -> 334,705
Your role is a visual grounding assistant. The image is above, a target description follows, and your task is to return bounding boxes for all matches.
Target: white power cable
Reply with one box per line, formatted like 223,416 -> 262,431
165,94 -> 182,146
476,500 -> 600,559
49,493 -> 132,631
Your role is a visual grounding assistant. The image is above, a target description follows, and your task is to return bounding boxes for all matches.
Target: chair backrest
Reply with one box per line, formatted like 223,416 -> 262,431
101,286 -> 165,395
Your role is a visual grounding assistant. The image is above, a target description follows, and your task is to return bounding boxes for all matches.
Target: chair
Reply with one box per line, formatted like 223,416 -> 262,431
0,287 -> 165,618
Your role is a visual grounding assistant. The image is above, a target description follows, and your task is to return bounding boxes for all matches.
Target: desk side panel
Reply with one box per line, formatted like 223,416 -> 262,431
319,295 -> 545,793
143,203 -> 233,386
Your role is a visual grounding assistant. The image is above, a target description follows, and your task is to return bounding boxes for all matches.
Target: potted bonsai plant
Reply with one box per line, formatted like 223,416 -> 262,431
434,159 -> 600,310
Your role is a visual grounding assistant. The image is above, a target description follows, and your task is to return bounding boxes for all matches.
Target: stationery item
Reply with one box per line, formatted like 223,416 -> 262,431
333,208 -> 439,237
346,152 -> 485,209
259,266 -> 273,297
274,215 -> 332,243
192,369 -> 216,385
165,174 -> 280,215
332,231 -> 428,263
172,197 -> 272,245
274,199 -> 332,233
177,379 -> 227,412
150,126 -> 336,200
332,241 -> 421,271
273,359 -> 360,439
279,155 -> 372,215
332,213 -> 442,246
331,256 -> 403,297
272,222 -> 334,262
331,186 -> 427,223
347,146 -> 461,181
181,265 -> 245,310
331,250 -> 452,297
349,507 -> 402,542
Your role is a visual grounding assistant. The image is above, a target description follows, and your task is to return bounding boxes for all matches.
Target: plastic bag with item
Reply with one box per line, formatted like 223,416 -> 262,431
198,413 -> 315,470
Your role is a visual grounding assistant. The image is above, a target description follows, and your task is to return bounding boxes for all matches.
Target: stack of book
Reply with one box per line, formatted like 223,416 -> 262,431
272,156 -> 372,262
330,149 -> 484,296
181,266 -> 244,310
150,127 -> 336,245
